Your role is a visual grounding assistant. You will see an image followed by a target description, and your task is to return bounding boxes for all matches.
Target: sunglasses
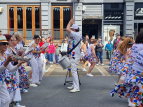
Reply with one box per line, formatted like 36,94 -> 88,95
1,42 -> 9,46
11,40 -> 17,41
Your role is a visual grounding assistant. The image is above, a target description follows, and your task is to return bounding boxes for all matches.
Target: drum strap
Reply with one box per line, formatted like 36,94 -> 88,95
67,39 -> 81,55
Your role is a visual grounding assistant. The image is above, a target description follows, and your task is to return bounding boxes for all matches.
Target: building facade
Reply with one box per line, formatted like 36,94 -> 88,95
0,0 -> 142,46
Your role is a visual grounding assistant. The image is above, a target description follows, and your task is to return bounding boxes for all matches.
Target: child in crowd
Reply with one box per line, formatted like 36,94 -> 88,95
47,40 -> 55,64
55,44 -> 60,64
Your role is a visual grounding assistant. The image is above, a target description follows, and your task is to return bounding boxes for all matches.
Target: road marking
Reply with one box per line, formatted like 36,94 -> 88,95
45,68 -> 50,73
96,66 -> 105,76
44,65 -> 56,76
97,66 -> 111,76
42,65 -> 53,76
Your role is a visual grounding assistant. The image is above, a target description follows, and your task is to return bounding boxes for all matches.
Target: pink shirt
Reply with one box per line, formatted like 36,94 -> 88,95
47,44 -> 55,54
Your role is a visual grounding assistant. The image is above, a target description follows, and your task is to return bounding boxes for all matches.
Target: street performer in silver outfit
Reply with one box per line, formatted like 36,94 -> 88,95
66,19 -> 82,93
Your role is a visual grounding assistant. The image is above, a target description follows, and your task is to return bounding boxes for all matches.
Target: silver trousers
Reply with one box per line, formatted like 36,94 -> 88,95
70,58 -> 80,90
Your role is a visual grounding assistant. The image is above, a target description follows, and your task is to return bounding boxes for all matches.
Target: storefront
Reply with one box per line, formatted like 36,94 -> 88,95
0,0 -> 142,45
103,3 -> 124,46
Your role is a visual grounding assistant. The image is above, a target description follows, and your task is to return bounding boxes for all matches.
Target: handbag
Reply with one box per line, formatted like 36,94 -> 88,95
60,43 -> 67,56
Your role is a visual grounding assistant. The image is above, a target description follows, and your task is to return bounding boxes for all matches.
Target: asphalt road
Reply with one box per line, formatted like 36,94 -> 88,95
18,76 -> 128,107
17,59 -> 128,107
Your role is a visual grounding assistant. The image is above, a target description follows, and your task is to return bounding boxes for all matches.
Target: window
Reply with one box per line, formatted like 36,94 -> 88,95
8,6 -> 41,44
135,3 -> 143,20
111,4 -> 119,8
104,4 -> 124,20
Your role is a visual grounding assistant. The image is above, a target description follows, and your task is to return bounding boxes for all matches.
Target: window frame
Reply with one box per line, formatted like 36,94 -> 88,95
7,5 -> 41,44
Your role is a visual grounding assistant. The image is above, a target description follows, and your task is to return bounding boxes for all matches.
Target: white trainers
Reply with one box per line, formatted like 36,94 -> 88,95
22,89 -> 28,93
115,82 -> 118,86
36,82 -> 40,85
87,73 -> 93,77
81,68 -> 87,71
13,103 -> 26,107
70,89 -> 80,93
67,86 -> 74,90
128,101 -> 135,107
101,63 -> 104,66
96,64 -> 99,66
88,63 -> 91,67
30,83 -> 38,87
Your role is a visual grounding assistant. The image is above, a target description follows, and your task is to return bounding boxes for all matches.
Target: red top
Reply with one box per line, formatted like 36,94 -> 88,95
39,42 -> 45,54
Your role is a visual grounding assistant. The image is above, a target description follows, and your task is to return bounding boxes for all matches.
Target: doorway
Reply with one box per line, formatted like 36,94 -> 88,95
134,23 -> 143,40
82,19 -> 102,39
52,6 -> 72,40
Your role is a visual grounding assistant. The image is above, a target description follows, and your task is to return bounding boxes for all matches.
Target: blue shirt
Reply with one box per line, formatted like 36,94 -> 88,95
105,43 -> 113,51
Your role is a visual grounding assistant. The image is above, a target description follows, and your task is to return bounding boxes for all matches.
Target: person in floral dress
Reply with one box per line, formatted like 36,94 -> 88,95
84,39 -> 98,77
4,34 -> 26,107
0,36 -> 25,107
108,38 -> 134,86
110,32 -> 143,107
14,32 -> 29,93
80,40 -> 89,71
30,34 -> 44,87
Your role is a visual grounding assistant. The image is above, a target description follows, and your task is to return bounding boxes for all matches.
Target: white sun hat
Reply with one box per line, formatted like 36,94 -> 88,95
0,36 -> 8,43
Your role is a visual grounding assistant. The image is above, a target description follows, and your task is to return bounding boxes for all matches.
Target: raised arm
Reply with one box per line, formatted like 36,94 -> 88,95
66,19 -> 75,34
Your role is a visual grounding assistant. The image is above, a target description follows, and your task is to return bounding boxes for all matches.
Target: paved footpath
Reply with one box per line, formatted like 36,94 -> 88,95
16,60 -> 128,107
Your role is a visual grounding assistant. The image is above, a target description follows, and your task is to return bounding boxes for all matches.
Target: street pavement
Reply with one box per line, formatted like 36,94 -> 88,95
16,59 -> 128,107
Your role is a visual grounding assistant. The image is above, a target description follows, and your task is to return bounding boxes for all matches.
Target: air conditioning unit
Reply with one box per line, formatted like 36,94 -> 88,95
82,6 -> 86,11
0,7 -> 3,12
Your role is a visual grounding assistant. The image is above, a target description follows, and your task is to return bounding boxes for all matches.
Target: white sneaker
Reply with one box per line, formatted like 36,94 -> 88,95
29,79 -> 32,81
67,86 -> 74,90
81,68 -> 87,71
128,101 -> 135,107
36,82 -> 40,85
70,89 -> 80,93
22,89 -> 28,93
30,83 -> 38,87
87,73 -> 93,77
96,64 -> 99,66
115,82 -> 117,86
13,103 -> 26,107
101,63 -> 104,66
88,63 -> 91,67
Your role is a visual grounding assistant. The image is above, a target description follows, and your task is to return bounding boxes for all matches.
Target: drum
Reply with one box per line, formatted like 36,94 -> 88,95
59,55 -> 71,70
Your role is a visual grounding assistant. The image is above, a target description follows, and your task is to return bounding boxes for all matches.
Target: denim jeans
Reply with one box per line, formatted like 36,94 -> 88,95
97,52 -> 103,64
55,55 -> 59,64
45,53 -> 49,60
107,50 -> 112,60
49,54 -> 53,62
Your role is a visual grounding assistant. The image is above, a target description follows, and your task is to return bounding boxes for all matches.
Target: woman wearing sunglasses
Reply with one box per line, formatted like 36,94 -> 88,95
4,34 -> 26,107
0,36 -> 25,107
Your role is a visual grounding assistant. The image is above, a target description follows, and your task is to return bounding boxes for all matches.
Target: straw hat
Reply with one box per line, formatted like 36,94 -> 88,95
0,36 -> 8,42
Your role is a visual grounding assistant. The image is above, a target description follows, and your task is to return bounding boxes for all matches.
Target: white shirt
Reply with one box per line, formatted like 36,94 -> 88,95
60,43 -> 68,52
